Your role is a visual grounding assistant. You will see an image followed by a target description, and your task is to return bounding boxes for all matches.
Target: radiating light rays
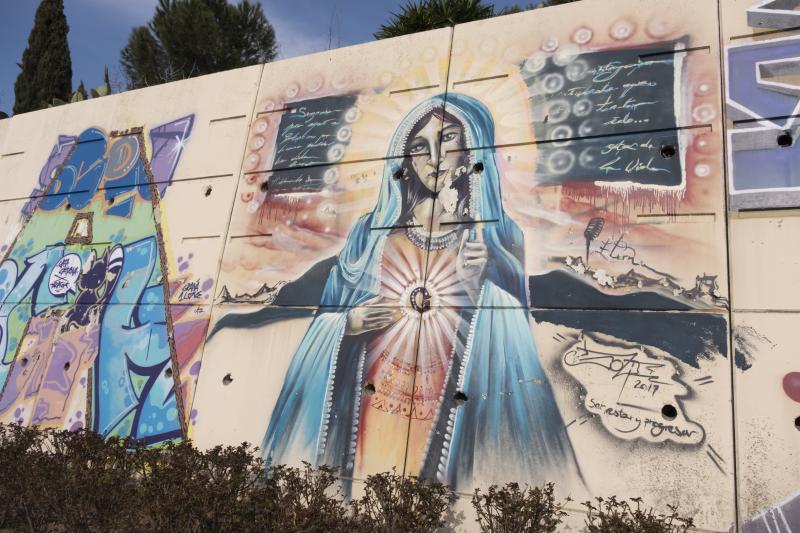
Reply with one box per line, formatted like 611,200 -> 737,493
425,246 -> 472,309
447,54 -> 551,236
366,313 -> 419,372
424,247 -> 451,288
348,60 -> 448,162
380,237 -> 424,302
448,57 -> 534,146
379,231 -> 471,311
419,307 -> 463,372
372,232 -> 469,379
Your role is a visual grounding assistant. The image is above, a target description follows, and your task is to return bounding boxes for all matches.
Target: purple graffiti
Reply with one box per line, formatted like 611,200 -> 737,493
30,324 -> 100,426
149,115 -> 195,197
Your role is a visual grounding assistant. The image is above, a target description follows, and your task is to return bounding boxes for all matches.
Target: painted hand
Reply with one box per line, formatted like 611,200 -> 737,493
456,227 -> 487,303
345,295 -> 398,335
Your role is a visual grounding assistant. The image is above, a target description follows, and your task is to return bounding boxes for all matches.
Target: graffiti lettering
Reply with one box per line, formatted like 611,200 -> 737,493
48,254 -> 82,296
591,59 -> 675,83
601,138 -> 655,155
0,118 -> 197,446
587,397 -> 700,439
624,157 -> 669,174
595,95 -> 659,113
563,335 -> 704,445
178,280 -> 203,301
33,118 -> 194,218
527,42 -> 684,187
726,29 -> 800,208
269,95 -> 358,193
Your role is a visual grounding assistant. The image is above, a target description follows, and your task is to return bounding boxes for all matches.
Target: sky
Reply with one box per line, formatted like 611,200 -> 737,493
0,0 -> 536,115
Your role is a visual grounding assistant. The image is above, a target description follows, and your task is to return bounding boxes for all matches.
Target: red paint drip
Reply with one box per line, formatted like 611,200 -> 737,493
562,183 -> 685,221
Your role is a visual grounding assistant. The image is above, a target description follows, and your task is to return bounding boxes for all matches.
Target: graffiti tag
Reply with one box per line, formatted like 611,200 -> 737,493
178,280 -> 203,301
48,254 -> 82,296
562,334 -> 704,445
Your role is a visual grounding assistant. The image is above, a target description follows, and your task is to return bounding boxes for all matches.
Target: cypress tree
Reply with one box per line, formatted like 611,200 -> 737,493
13,0 -> 73,115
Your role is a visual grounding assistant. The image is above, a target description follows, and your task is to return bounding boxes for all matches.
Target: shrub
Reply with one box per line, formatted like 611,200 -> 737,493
0,423 -> 698,532
255,462 -> 352,532
472,481 -> 569,533
136,441 -> 270,532
351,469 -> 456,532
0,424 -> 141,532
0,425 -> 353,532
583,496 -> 695,533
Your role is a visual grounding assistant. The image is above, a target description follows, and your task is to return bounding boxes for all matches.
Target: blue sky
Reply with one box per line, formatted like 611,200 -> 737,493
0,0 -> 535,115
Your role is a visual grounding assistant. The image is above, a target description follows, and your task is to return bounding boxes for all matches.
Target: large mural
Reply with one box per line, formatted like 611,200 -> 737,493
0,0 -> 797,531
196,0 -> 733,529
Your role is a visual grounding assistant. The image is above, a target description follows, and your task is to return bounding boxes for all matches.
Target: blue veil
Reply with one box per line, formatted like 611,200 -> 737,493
262,93 -> 582,490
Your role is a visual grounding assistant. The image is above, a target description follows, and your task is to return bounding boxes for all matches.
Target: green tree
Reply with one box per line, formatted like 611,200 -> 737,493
374,0 -> 494,39
74,81 -> 88,101
120,0 -> 277,89
500,0 -> 580,14
13,0 -> 72,115
375,0 -> 582,39
497,2 -> 538,14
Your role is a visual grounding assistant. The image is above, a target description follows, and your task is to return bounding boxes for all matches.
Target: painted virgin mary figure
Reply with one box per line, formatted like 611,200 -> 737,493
216,93 -> 582,492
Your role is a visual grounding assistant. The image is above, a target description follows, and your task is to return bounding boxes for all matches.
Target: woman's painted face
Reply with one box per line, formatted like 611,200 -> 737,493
407,115 -> 465,193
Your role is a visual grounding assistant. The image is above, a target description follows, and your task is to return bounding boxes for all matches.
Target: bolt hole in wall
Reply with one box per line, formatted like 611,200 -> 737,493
454,390 -> 468,405
660,144 -> 677,159
222,373 -> 233,386
63,362 -> 70,371
795,416 -> 800,431
777,131 -> 793,148
21,358 -> 28,368
164,367 -> 173,379
393,168 -> 404,180
260,180 -> 268,192
364,383 -> 376,395
204,186 -> 212,197
109,196 -> 115,205
473,161 -> 484,173
661,404 -> 678,421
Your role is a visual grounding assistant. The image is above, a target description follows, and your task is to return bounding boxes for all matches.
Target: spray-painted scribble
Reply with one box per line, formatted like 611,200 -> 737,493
563,334 -> 704,445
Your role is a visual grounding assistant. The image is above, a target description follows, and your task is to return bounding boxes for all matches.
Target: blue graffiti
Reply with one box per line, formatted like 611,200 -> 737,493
0,237 -> 179,443
0,247 -> 66,364
93,237 -> 180,443
38,129 -> 108,212
37,129 -> 152,219
103,135 -> 154,218
0,116 -> 195,444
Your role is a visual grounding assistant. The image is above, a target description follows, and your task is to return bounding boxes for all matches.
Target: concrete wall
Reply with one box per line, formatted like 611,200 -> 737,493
0,0 -> 796,530
723,2 -> 800,531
